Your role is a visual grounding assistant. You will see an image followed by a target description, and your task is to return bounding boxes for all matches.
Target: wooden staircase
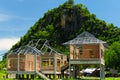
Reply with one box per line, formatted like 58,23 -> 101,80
61,63 -> 69,72
36,71 -> 50,80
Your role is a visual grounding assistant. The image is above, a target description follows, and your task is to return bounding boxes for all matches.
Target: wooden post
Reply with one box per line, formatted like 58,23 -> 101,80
74,65 -> 77,79
99,44 -> 105,80
61,70 -> 64,79
22,74 -> 24,79
40,56 -> 41,70
73,65 -> 76,79
16,74 -> 19,79
49,58 -> 50,67
31,74 -> 34,79
54,54 -> 57,79
69,59 -> 71,79
17,54 -> 20,79
99,44 -> 101,79
26,74 -> 29,79
25,54 -> 27,71
49,74 -> 51,79
34,54 -> 37,78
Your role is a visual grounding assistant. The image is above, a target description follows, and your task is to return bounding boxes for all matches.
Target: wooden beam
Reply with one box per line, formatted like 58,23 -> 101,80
34,54 -> 37,73
54,54 -> 57,79
40,56 -> 41,71
17,54 -> 20,79
25,54 -> 26,71
69,59 -> 71,79
6,71 -> 35,74
69,60 -> 100,64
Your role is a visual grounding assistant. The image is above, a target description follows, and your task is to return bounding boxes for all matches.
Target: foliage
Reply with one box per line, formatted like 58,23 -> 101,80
105,42 -> 120,70
0,57 -> 6,70
67,0 -> 74,5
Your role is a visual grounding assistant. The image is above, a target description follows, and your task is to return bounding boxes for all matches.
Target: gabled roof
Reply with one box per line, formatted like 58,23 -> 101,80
8,45 -> 41,55
63,31 -> 106,45
8,39 -> 61,55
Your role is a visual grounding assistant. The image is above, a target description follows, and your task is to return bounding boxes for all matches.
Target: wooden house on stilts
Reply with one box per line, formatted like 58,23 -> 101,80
63,31 -> 106,80
6,39 -> 67,80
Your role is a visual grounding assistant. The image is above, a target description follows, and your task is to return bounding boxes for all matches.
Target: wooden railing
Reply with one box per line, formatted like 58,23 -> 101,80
41,66 -> 54,70
70,58 -> 100,61
61,63 -> 69,71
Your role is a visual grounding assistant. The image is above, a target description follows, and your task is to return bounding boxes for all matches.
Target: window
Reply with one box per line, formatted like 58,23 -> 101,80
57,59 -> 60,66
42,59 -> 49,66
79,46 -> 82,55
89,50 -> 94,58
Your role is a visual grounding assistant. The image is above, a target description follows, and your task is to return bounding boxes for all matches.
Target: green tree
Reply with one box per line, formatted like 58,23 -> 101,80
105,42 -> 120,70
67,0 -> 74,4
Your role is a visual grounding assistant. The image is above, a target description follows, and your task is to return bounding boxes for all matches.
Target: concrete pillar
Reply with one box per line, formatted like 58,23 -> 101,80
100,64 -> 105,80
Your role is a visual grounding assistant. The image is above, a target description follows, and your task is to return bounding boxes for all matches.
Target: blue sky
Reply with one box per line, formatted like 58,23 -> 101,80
0,0 -> 120,60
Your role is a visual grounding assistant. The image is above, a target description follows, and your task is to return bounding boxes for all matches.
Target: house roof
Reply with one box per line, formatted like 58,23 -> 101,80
63,31 -> 106,45
8,39 -> 62,55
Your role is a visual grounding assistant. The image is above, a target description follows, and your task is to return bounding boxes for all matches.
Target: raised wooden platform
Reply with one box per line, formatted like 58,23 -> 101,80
6,71 -> 35,74
69,58 -> 101,64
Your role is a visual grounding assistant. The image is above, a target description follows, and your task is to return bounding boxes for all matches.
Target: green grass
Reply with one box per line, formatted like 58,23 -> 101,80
1,70 -> 120,80
105,77 -> 120,80
0,70 -> 17,80
0,70 -> 6,79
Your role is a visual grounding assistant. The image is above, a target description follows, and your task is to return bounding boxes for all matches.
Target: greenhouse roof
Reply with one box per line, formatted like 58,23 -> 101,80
63,31 -> 106,45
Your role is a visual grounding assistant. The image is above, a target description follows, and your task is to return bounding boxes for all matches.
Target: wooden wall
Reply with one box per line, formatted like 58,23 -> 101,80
70,44 -> 104,59
7,54 -> 40,72
82,44 -> 99,58
7,54 -> 18,71
7,53 -> 67,73
20,54 -> 25,71
25,54 -> 34,71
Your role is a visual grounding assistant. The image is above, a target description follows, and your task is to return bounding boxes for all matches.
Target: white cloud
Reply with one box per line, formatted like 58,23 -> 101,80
0,13 -> 12,22
0,38 -> 20,51
0,13 -> 34,22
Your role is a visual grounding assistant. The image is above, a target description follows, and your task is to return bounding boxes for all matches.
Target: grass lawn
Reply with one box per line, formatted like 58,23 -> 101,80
0,71 -> 120,80
0,70 -> 6,79
80,77 -> 120,80
105,77 -> 120,80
